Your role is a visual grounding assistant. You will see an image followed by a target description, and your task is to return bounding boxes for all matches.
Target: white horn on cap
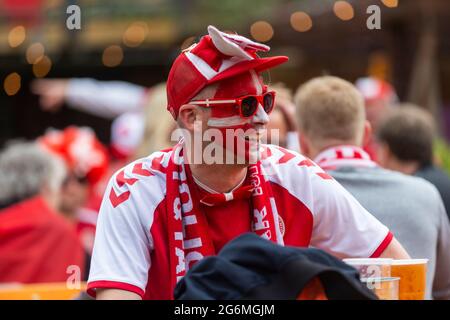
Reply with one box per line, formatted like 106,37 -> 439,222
207,25 -> 270,61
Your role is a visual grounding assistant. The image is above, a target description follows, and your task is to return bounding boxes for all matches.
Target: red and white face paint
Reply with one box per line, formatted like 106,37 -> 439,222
204,70 -> 270,163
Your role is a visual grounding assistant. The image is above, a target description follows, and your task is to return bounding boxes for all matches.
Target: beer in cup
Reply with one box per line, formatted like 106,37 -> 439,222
391,259 -> 428,300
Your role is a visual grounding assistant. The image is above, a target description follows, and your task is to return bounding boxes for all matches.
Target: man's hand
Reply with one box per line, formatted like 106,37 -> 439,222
96,288 -> 142,300
31,79 -> 69,112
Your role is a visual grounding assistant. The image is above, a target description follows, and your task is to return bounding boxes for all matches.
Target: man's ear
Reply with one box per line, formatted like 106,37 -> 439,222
362,120 -> 373,148
178,104 -> 198,131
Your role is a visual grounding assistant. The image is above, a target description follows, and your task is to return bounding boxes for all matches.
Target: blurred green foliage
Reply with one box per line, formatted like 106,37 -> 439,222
434,139 -> 450,176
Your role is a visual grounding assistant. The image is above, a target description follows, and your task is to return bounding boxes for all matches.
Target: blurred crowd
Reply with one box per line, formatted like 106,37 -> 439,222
1,71 -> 450,299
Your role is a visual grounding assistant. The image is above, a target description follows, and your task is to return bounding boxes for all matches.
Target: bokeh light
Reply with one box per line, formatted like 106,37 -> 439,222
4,72 -> 21,96
367,51 -> 391,81
33,56 -> 52,78
290,11 -> 313,32
250,21 -> 274,42
26,43 -> 45,64
381,0 -> 399,8
333,1 -> 355,21
123,22 -> 148,47
8,26 -> 26,48
102,45 -> 124,67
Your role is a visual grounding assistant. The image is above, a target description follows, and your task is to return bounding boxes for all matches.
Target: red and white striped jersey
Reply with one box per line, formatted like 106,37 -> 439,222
87,145 -> 392,299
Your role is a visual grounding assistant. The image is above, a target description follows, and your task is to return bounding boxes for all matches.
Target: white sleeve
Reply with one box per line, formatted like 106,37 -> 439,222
87,172 -> 153,298
65,78 -> 147,119
310,174 -> 392,259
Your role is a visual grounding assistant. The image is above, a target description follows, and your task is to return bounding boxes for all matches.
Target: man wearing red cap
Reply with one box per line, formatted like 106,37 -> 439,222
87,26 -> 409,300
355,77 -> 399,161
39,126 -> 110,258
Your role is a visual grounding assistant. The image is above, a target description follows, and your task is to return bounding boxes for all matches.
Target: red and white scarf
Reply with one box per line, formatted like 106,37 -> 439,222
314,145 -> 377,171
165,142 -> 283,297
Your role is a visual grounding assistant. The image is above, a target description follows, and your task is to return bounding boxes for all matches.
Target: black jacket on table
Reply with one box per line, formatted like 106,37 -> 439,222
174,233 -> 377,300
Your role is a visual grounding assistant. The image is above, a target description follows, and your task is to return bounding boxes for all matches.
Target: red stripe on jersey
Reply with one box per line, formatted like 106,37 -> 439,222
151,154 -> 167,174
316,172 -> 333,180
87,280 -> 145,299
116,170 -> 138,187
261,146 -> 272,159
370,231 -> 394,258
276,147 -> 296,164
109,189 -> 131,208
298,159 -> 316,167
132,162 -> 153,177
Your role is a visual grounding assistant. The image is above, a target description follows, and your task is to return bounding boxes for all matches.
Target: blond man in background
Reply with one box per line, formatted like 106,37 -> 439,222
294,76 -> 450,300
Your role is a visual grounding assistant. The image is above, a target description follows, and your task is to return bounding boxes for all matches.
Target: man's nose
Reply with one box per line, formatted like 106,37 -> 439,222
252,104 -> 270,125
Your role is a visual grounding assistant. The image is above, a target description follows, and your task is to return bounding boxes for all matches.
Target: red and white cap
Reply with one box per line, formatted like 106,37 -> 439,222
110,112 -> 145,160
166,25 -> 288,119
38,126 -> 109,187
355,77 -> 398,105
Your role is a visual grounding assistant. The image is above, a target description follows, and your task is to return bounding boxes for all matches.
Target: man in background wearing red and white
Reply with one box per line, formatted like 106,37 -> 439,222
0,142 -> 84,284
355,77 -> 398,161
295,76 -> 450,300
39,126 -> 109,260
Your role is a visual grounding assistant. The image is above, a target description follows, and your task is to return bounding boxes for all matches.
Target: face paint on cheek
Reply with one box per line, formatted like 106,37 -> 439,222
208,124 -> 261,164
204,71 -> 266,162
207,105 -> 245,128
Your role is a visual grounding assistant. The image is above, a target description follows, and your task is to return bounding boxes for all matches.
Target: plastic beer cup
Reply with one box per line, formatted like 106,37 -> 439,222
361,277 -> 400,300
391,259 -> 428,300
342,258 -> 392,279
